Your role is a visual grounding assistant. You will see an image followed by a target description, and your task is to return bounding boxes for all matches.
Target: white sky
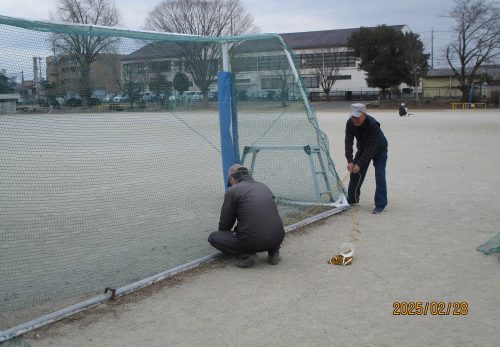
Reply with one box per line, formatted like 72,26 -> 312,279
1,0 -> 459,67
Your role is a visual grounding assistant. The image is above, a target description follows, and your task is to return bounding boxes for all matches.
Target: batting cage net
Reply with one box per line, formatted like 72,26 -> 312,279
0,15 -> 347,337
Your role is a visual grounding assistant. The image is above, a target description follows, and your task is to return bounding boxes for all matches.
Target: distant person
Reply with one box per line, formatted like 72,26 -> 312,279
345,103 -> 388,214
399,102 -> 407,116
208,164 -> 285,268
399,102 -> 412,117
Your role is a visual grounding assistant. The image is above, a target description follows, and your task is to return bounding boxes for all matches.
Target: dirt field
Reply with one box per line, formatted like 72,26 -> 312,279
16,107 -> 500,346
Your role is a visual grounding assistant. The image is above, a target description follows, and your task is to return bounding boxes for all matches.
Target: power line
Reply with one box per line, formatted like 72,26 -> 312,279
416,30 -> 454,34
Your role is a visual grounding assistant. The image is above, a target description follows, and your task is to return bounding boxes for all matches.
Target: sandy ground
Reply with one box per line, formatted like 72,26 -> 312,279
13,108 -> 500,346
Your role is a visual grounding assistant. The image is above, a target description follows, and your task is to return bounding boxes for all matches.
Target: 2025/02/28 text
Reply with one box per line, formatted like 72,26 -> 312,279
393,302 -> 468,316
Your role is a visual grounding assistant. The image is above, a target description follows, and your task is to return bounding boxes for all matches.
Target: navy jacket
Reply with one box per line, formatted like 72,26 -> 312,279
345,114 -> 388,168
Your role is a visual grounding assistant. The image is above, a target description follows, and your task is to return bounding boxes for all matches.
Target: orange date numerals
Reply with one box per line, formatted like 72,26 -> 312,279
393,302 -> 468,316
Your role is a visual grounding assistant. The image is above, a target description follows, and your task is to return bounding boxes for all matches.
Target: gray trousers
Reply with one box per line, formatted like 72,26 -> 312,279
208,231 -> 280,257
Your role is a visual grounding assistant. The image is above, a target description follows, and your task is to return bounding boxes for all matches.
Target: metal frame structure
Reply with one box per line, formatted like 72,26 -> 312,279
241,145 -> 339,205
0,16 -> 349,342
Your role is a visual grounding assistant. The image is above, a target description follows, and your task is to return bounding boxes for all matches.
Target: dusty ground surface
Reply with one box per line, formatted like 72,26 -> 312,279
11,107 -> 500,346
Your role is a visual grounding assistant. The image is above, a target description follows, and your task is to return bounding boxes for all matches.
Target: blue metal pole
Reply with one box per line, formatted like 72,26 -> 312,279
218,71 -> 236,189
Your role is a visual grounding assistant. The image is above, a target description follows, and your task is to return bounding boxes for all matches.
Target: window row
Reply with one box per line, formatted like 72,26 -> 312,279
300,52 -> 356,68
303,74 -> 352,88
123,61 -> 172,73
123,59 -> 221,74
232,51 -> 356,72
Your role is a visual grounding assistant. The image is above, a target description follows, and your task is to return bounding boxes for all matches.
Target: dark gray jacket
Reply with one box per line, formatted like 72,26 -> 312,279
219,176 -> 285,250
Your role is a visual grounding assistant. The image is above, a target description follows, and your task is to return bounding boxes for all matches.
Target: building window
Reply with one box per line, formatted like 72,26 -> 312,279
333,74 -> 352,80
324,52 -> 356,68
258,56 -> 272,70
235,78 -> 251,84
184,59 -> 218,72
300,53 -> 323,68
257,56 -> 288,71
123,62 -> 146,74
233,57 -> 258,72
173,60 -> 183,71
261,77 -> 281,89
299,52 -> 356,69
149,61 -> 171,73
303,75 -> 319,88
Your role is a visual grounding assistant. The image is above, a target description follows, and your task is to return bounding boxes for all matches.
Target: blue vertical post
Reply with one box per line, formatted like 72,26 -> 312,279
231,76 -> 240,164
219,71 -> 239,189
219,43 -> 239,189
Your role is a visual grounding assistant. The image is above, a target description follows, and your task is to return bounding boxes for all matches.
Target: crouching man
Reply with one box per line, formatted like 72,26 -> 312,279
208,164 -> 285,268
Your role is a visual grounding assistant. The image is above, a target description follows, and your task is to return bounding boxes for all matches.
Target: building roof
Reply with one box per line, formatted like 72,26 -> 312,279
426,65 -> 500,80
0,93 -> 20,100
22,80 -> 35,88
123,25 -> 409,61
280,25 -> 407,50
124,41 -> 181,61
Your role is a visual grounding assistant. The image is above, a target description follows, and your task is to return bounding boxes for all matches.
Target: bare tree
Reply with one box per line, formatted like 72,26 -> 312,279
273,68 -> 292,107
315,67 -> 339,102
444,0 -> 500,101
401,32 -> 429,102
112,61 -> 145,105
305,49 -> 345,102
52,0 -> 120,106
145,0 -> 258,102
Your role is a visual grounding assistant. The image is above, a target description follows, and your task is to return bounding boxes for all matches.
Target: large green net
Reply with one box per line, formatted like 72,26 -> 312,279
0,15 -> 347,333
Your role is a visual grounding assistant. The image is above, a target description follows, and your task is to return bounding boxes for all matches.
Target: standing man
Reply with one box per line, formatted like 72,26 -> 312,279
345,103 -> 388,214
208,164 -> 285,268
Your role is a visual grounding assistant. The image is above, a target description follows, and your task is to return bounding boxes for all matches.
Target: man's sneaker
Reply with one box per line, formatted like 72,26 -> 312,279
268,250 -> 281,265
372,206 -> 385,214
235,254 -> 257,268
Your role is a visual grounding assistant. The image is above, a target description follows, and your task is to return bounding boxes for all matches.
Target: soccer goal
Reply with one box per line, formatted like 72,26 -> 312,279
0,15 -> 347,341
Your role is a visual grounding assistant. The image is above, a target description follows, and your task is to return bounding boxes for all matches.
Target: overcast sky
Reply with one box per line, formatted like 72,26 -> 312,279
1,0 -> 459,66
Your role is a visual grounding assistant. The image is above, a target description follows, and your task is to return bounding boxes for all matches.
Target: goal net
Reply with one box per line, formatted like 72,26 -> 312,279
0,15 -> 347,336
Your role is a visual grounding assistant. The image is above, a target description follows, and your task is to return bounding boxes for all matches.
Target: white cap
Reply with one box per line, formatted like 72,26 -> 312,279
350,103 -> 366,118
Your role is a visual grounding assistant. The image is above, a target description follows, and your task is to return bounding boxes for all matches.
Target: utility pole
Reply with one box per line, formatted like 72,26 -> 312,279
33,57 -> 39,97
38,57 -> 43,83
230,13 -> 233,36
431,28 -> 434,69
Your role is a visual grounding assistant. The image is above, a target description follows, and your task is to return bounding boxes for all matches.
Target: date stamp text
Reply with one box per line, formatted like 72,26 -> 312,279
393,302 -> 468,316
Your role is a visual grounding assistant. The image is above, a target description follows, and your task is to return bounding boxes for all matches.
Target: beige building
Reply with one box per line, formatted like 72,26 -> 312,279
0,93 -> 20,113
422,65 -> 500,102
46,54 -> 123,99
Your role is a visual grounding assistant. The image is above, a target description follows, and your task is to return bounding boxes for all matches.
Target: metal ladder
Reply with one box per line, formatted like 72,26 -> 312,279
241,144 -> 334,202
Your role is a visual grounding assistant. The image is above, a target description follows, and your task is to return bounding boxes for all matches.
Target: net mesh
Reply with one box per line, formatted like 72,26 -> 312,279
476,232 -> 500,255
0,15 -> 346,330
